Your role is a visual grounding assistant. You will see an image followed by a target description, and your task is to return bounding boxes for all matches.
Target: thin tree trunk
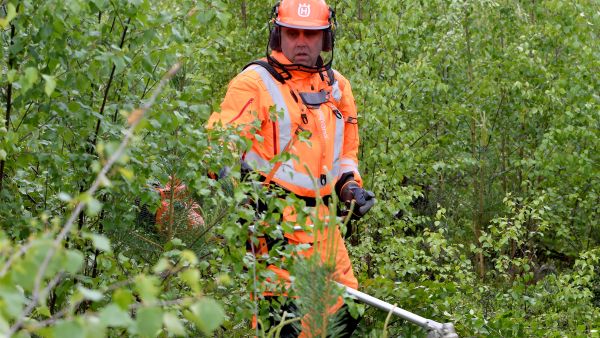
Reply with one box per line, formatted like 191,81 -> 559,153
517,121 -> 525,194
501,134 -> 508,194
77,20 -> 133,308
463,6 -> 485,279
470,119 -> 485,280
357,0 -> 362,21
0,23 -> 16,193
89,17 -> 131,150
241,1 -> 247,28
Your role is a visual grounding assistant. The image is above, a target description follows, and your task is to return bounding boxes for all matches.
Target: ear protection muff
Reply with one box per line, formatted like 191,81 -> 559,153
324,6 -> 336,52
268,2 -> 336,52
268,2 -> 282,51
269,26 -> 282,51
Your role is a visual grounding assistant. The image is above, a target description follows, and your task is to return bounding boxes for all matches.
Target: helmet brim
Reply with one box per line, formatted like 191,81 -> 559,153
275,20 -> 330,30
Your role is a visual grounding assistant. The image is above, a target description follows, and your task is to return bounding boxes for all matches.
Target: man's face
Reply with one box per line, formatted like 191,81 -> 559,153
280,27 -> 324,67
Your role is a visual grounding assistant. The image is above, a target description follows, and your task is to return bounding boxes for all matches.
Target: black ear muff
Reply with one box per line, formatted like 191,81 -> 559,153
269,2 -> 282,51
269,26 -> 282,51
323,7 -> 336,52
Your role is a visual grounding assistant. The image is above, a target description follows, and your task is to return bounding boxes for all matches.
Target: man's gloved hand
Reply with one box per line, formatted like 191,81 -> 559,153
340,181 -> 376,219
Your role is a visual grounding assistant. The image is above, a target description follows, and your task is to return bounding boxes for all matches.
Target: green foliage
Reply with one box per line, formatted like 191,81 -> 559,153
337,0 -> 598,336
1,0 -> 598,337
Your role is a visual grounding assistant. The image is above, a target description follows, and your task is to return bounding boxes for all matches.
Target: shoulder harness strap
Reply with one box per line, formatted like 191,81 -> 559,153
243,60 -> 290,84
326,68 -> 335,85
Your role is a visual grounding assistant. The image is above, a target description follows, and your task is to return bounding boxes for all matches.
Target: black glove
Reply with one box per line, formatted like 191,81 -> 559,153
340,181 -> 375,219
211,160 -> 252,180
217,166 -> 231,179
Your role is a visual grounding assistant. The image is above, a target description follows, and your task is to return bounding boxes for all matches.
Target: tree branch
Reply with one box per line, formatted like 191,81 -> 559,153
6,63 -> 181,337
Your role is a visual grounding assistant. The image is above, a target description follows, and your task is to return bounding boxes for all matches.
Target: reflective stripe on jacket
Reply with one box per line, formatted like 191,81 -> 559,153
207,51 -> 362,198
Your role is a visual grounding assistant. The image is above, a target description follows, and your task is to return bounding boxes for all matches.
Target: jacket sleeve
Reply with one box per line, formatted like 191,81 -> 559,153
206,72 -> 266,141
335,72 -> 363,187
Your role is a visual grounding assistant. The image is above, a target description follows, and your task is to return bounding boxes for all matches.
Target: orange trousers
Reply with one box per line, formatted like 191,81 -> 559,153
251,204 -> 358,337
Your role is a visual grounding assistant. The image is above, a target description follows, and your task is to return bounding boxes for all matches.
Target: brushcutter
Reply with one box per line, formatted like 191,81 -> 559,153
248,225 -> 458,337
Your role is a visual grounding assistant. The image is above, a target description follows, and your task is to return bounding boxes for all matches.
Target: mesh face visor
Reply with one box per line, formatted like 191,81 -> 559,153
266,25 -> 335,74
266,0 -> 336,74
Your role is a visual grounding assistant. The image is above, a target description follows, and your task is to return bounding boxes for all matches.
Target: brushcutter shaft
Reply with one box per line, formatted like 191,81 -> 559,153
338,283 -> 458,338
248,225 -> 306,233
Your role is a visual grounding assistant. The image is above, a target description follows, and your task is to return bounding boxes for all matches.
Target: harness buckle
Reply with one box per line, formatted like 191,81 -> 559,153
320,174 -> 327,186
333,108 -> 342,119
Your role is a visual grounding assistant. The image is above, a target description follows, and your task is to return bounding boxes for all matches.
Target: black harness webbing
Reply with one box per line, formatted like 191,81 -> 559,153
243,60 -> 288,84
243,59 -> 336,86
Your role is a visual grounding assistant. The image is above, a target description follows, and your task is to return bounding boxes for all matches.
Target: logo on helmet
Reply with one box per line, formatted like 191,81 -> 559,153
297,4 -> 311,18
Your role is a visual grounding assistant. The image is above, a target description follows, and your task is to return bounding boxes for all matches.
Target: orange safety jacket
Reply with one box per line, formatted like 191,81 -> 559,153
207,51 -> 363,198
207,52 -> 361,295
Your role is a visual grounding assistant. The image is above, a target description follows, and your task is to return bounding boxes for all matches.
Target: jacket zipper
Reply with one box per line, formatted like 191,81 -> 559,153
311,107 -> 327,187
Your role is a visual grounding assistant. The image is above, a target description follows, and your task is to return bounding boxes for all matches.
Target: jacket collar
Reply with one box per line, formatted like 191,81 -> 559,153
269,51 -> 318,81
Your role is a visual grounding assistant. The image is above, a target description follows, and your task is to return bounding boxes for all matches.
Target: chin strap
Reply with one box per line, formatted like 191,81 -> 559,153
267,52 -> 333,74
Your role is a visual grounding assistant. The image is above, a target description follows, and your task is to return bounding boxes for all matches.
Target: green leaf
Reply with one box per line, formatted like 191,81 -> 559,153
42,74 -> 57,96
0,149 -> 6,161
188,298 -> 225,335
90,234 -> 111,252
11,240 -> 54,292
163,313 -> 185,336
35,306 -> 51,318
180,250 -> 198,265
112,54 -> 126,74
346,300 -> 365,319
0,315 -> 9,334
58,192 -> 72,202
86,197 -> 103,216
64,249 -> 84,274
99,304 -> 133,328
0,3 -> 17,29
181,269 -> 200,293
6,69 -> 17,83
135,275 -> 159,303
152,258 -> 170,274
24,67 -> 40,87
82,316 -> 107,338
113,288 -> 134,310
118,167 -> 134,181
91,0 -> 108,9
78,286 -> 103,301
66,0 -> 84,14
53,320 -> 85,338
136,307 -> 163,338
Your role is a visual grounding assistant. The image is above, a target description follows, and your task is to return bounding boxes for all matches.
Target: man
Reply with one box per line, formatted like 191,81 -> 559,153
207,0 -> 375,336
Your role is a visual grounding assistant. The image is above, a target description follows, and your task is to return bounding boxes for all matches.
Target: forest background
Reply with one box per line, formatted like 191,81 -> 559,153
0,0 -> 598,337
